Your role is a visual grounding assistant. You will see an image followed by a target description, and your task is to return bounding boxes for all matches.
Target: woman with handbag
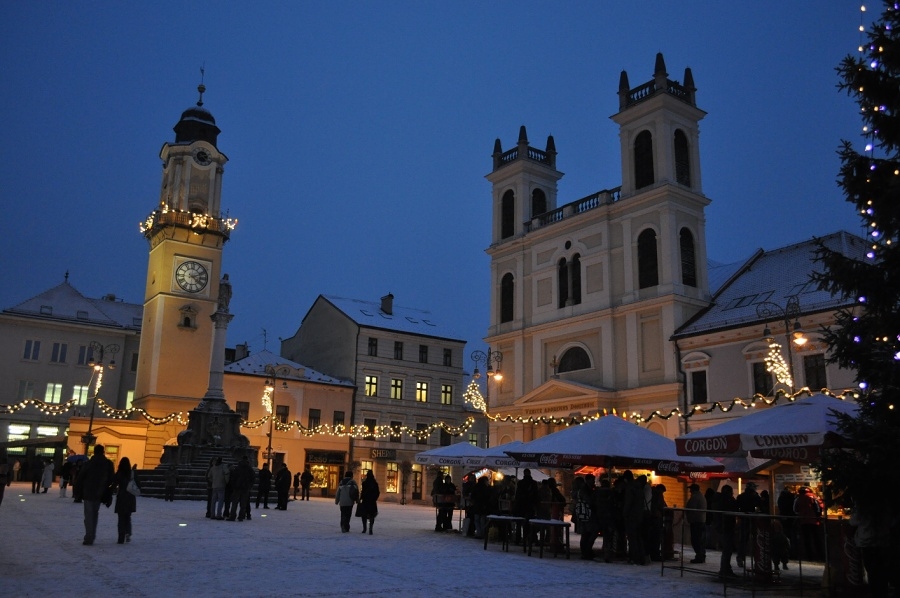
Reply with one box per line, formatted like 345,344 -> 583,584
112,457 -> 139,544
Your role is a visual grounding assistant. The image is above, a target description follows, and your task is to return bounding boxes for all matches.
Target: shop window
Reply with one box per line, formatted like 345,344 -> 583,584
386,462 -> 399,493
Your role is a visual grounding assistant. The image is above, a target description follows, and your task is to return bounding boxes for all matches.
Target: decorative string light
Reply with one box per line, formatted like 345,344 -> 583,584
463,379 -> 487,412
764,339 -> 793,387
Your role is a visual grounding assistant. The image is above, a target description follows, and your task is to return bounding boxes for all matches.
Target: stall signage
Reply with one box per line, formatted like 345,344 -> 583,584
306,451 -> 345,464
371,449 -> 397,460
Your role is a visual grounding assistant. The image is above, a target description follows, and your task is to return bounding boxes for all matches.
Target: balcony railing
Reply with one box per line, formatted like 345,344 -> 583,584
140,207 -> 237,241
524,187 -> 621,233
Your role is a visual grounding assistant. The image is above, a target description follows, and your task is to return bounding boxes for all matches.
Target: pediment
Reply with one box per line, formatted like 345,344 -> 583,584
513,378 -> 614,406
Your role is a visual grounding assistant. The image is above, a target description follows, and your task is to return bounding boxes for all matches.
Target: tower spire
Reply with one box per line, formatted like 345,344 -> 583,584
197,65 -> 206,107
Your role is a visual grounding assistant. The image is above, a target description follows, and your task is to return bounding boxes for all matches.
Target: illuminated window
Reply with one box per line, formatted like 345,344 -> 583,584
441,384 -> 453,405
17,380 -> 35,400
36,425 -> 59,436
365,376 -> 378,397
44,383 -> 63,403
386,462 -> 399,493
275,405 -> 290,423
390,420 -> 402,443
50,342 -> 68,363
360,460 -> 373,477
23,339 -> 41,361
72,385 -> 90,406
125,390 -> 134,410
390,378 -> 403,400
468,433 -> 479,446
235,401 -> 250,420
415,382 -> 428,402
308,408 -> 321,428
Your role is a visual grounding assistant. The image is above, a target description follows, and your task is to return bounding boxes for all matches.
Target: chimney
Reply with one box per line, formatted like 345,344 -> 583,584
380,293 -> 394,315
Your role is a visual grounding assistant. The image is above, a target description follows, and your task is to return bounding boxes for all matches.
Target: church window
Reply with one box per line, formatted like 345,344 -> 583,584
557,347 -> 591,373
558,258 -> 569,308
500,273 -> 514,323
531,188 -> 547,217
634,130 -> 654,189
558,254 -> 582,308
638,229 -> 659,289
501,190 -> 515,239
674,129 -> 691,186
680,228 -> 697,287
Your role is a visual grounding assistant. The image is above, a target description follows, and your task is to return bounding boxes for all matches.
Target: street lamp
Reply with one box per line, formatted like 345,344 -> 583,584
81,342 -> 119,455
756,295 -> 807,392
262,364 -> 291,471
470,349 -> 503,403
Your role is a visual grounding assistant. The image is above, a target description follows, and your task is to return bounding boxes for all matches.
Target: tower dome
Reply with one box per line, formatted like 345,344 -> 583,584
173,83 -> 221,146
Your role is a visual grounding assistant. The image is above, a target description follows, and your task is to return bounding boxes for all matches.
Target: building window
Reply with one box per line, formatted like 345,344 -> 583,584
638,228 -> 659,289
235,401 -> 250,420
275,405 -> 290,424
680,228 -> 697,287
23,340 -> 41,361
443,348 -> 452,367
364,418 -> 377,439
558,255 -> 582,308
415,382 -> 428,402
44,383 -> 63,404
360,460 -> 373,476
368,337 -> 378,357
394,341 -> 404,360
531,188 -> 547,217
416,423 -> 428,445
558,347 -> 591,373
390,378 -> 403,400
418,345 -> 428,364
77,345 -> 90,366
333,410 -> 345,429
441,384 -> 453,405
468,433 -> 479,446
130,353 -> 139,373
634,130 -> 654,189
72,385 -> 91,406
439,429 -> 451,446
690,370 -> 708,404
308,408 -> 321,428
386,462 -> 399,493
500,273 -> 515,323
803,354 -> 828,390
50,342 -> 67,364
17,380 -> 35,400
501,190 -> 515,239
752,361 -> 774,396
390,420 -> 402,443
674,129 -> 691,186
125,391 -> 134,410
365,375 -> 378,397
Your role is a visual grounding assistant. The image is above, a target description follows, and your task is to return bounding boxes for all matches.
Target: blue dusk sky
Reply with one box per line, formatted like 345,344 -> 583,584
0,3 -> 871,363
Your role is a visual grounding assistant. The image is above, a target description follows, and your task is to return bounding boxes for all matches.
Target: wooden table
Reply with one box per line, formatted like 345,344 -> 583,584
484,515 -> 527,552
526,518 -> 571,559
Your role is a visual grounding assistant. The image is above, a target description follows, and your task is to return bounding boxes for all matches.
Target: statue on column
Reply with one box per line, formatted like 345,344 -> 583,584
217,273 -> 232,313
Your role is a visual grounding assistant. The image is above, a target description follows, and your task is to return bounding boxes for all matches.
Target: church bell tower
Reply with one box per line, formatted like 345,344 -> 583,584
133,83 -> 238,463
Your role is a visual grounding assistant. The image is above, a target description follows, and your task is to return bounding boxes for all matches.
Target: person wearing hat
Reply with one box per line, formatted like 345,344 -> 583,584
735,481 -> 762,568
686,484 -> 707,563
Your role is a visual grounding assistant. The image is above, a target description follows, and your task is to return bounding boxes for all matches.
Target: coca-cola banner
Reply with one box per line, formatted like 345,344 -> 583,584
505,451 -> 723,473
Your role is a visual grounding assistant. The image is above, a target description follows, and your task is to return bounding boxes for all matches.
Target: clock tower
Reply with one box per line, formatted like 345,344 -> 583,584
133,83 -> 238,462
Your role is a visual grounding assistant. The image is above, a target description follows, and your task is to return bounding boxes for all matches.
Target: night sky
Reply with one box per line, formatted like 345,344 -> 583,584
0,3 -> 869,365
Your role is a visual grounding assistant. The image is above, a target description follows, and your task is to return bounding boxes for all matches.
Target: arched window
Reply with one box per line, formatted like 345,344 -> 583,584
680,228 -> 697,287
558,346 -> 591,373
571,253 -> 582,305
501,190 -> 515,239
674,129 -> 691,186
557,258 -> 569,308
531,188 -> 547,218
500,273 -> 514,323
634,130 -> 654,190
638,228 -> 659,289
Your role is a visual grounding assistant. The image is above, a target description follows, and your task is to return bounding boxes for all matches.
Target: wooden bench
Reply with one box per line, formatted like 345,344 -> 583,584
526,518 -> 571,559
484,515 -> 527,552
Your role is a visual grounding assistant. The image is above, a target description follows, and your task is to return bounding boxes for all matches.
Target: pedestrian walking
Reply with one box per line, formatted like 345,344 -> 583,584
256,462 -> 272,509
112,457 -> 139,544
227,456 -> 254,521
41,459 -> 54,493
207,457 -> 229,519
274,463 -> 291,510
73,445 -> 115,546
163,463 -> 179,502
30,459 -> 43,494
300,467 -> 313,501
60,460 -> 72,498
357,470 -> 379,534
335,470 -> 359,533
686,483 -> 707,564
292,471 -> 300,501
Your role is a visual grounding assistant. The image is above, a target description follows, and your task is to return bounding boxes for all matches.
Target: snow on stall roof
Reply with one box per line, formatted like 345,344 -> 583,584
322,295 -> 464,342
224,348 -> 354,386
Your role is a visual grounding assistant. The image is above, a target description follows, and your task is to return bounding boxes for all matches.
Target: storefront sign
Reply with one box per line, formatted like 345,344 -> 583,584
306,451 -> 345,465
371,448 -> 397,460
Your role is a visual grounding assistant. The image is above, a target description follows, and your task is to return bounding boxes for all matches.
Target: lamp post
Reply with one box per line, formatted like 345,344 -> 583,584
756,295 -> 807,393
81,342 -> 119,455
470,349 -> 503,404
262,364 -> 291,471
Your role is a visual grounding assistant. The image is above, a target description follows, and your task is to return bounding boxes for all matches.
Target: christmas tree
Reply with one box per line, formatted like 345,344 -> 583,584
814,2 -> 900,514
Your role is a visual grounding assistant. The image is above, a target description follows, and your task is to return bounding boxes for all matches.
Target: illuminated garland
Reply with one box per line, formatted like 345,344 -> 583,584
463,379 -> 487,412
764,340 -> 793,387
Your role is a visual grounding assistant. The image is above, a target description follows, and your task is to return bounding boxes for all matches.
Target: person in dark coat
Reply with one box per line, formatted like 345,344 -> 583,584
274,463 -> 291,510
256,462 -> 272,509
30,459 -> 43,494
437,475 -> 457,531
73,445 -> 115,545
718,484 -> 739,578
292,471 -> 301,500
471,475 -> 491,539
227,456 -> 254,521
111,457 -> 138,544
300,467 -> 313,500
356,470 -> 380,534
163,464 -> 179,502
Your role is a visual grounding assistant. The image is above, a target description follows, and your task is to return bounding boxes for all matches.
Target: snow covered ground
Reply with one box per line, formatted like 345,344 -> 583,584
0,482 -> 822,597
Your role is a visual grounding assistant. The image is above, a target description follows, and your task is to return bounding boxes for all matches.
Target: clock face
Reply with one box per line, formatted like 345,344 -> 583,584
175,260 -> 209,293
193,147 -> 212,166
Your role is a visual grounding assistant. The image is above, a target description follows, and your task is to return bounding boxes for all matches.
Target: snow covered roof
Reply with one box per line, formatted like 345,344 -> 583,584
2,281 -> 142,330
675,231 -> 867,337
224,348 -> 353,387
320,295 -> 465,343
